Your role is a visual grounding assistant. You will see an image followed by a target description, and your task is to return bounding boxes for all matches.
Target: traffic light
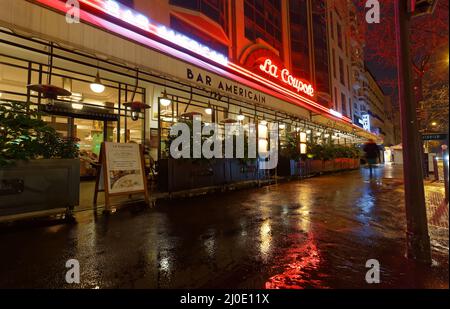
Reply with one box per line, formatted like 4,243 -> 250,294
408,0 -> 438,17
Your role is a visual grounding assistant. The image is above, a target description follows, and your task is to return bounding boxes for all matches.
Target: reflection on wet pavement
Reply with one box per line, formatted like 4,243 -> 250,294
0,165 -> 447,289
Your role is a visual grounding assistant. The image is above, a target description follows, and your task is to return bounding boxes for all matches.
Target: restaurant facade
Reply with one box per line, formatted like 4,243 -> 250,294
0,0 -> 376,209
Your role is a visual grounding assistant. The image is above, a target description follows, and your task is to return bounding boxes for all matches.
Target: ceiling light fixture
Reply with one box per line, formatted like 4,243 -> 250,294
90,71 -> 105,93
205,101 -> 213,115
160,89 -> 171,106
237,109 -> 245,121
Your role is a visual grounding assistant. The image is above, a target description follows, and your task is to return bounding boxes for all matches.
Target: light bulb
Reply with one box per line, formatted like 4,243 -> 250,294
205,107 -> 212,115
90,83 -> 105,93
160,98 -> 171,106
90,72 -> 105,93
237,114 -> 245,121
279,124 -> 286,129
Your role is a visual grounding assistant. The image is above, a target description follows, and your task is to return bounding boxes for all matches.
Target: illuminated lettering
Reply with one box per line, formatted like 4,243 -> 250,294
97,0 -> 228,65
259,59 -> 314,97
259,59 -> 279,78
156,26 -> 228,65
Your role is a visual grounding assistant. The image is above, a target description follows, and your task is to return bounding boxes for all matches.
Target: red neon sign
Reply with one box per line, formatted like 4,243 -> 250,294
259,59 -> 314,97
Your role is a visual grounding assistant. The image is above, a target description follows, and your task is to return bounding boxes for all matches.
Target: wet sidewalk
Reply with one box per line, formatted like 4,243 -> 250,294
0,165 -> 448,289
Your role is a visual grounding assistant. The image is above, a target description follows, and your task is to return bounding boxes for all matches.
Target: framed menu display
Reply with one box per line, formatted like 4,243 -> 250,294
94,142 -> 149,211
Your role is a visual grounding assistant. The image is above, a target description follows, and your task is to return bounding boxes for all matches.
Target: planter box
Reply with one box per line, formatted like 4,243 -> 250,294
277,157 -> 291,177
0,159 -> 80,219
323,160 -> 334,172
277,157 -> 302,177
159,158 -> 259,192
305,158 -> 359,175
159,159 -> 229,192
309,160 -> 323,174
228,159 -> 258,183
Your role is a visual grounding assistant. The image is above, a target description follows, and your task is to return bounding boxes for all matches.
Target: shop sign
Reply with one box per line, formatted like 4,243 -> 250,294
259,59 -> 314,97
187,68 -> 266,104
362,114 -> 371,131
94,142 -> 149,211
422,133 -> 448,141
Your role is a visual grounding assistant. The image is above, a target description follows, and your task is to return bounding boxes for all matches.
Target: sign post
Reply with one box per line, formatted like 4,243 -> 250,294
94,142 -> 149,212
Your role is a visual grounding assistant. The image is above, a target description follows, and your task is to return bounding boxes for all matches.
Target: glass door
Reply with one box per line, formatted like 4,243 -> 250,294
74,119 -> 104,178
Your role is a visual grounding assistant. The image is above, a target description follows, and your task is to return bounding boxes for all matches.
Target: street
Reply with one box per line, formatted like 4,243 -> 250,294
0,165 -> 448,289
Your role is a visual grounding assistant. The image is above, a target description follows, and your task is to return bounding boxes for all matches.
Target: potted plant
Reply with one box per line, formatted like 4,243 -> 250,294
278,132 -> 302,176
0,101 -> 80,220
159,118 -> 227,192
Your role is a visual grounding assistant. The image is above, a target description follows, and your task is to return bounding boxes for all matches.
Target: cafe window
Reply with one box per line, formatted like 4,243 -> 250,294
337,22 -> 343,49
339,57 -> 345,86
0,31 -> 149,178
341,92 -> 347,116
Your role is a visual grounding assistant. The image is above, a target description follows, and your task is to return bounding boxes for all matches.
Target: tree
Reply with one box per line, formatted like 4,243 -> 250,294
352,0 -> 448,139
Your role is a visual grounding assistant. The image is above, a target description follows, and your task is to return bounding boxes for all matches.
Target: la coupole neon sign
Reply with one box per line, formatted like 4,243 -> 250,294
259,59 -> 314,97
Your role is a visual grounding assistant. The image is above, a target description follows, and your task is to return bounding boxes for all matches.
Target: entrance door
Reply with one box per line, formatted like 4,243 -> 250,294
74,118 -> 117,178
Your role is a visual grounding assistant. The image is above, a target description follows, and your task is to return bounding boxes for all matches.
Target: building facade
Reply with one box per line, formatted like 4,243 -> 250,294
362,67 -> 389,143
0,0 -> 376,182
327,0 -> 353,119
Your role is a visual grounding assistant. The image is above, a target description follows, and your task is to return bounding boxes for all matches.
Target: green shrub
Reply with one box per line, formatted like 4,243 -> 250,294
0,101 -> 79,167
306,142 -> 361,160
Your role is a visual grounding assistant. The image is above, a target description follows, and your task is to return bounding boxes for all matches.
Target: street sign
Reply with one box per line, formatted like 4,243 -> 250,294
422,133 -> 448,141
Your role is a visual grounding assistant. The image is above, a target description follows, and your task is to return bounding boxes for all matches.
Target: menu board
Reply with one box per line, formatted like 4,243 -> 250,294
104,142 -> 145,194
94,142 -> 149,211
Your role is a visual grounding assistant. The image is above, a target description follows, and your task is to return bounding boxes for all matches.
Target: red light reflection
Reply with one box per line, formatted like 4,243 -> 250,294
265,234 -> 327,289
